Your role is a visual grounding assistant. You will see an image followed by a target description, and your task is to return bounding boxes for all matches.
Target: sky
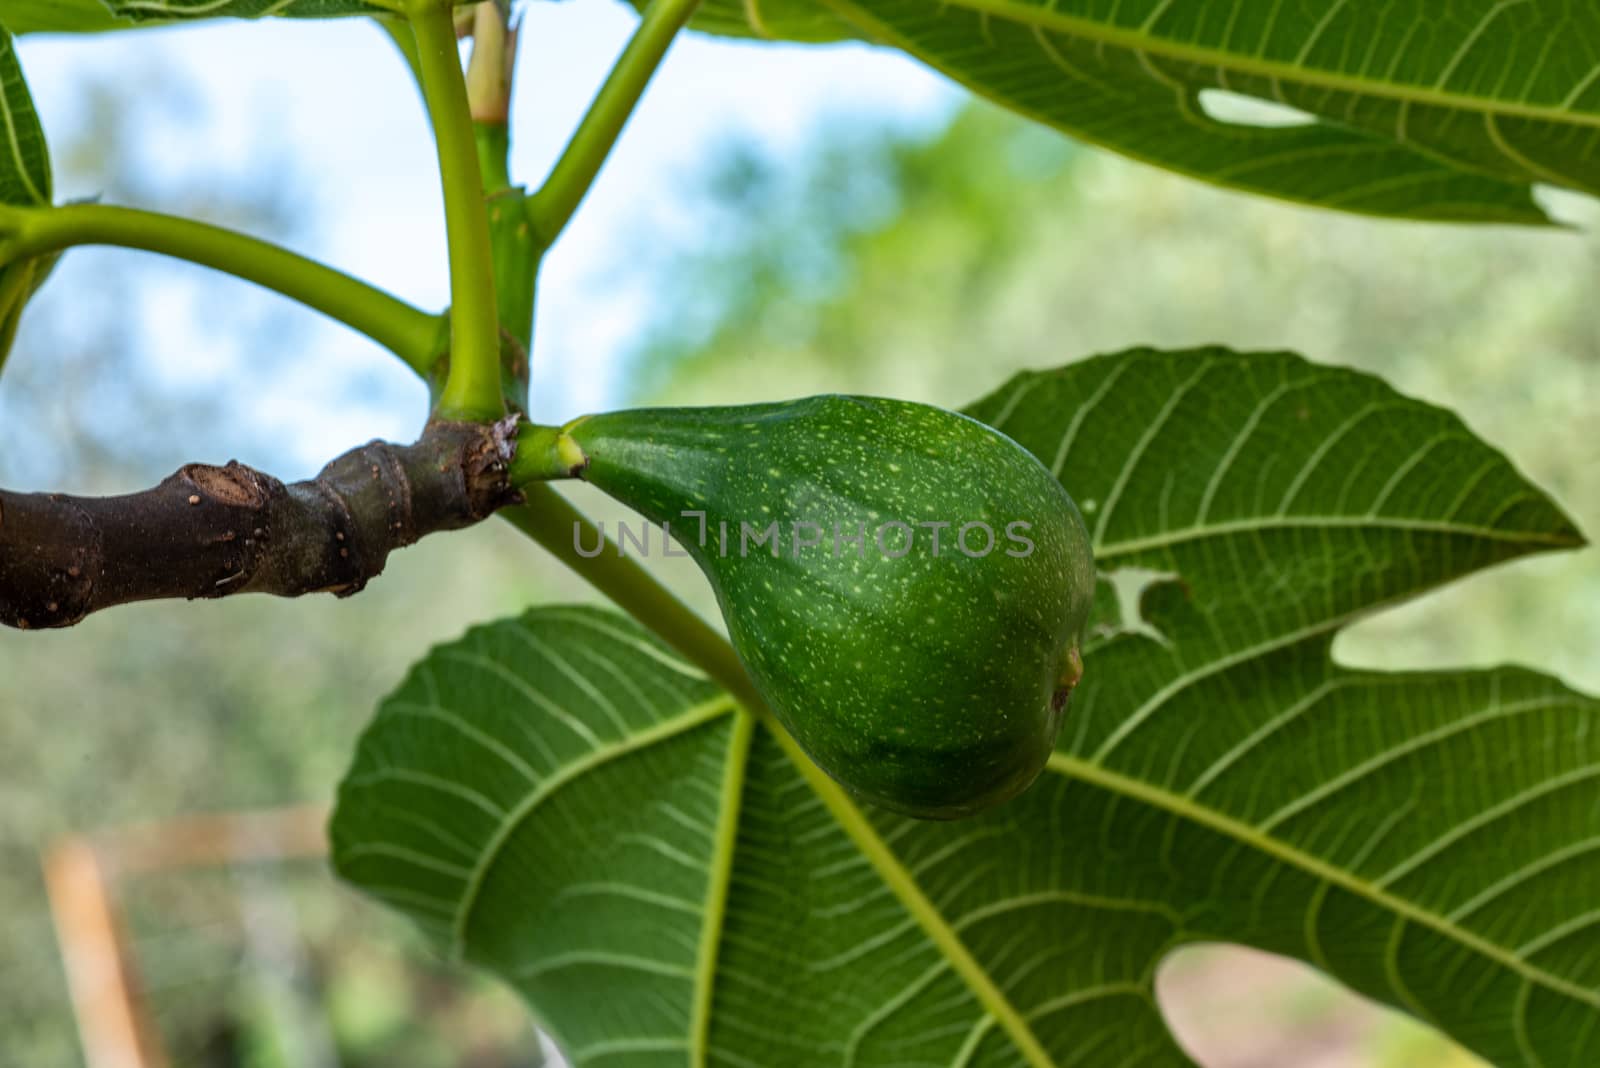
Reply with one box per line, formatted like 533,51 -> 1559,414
13,2 -> 958,471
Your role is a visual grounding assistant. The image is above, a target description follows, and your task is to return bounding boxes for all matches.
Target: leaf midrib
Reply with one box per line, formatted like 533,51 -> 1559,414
1093,514 -> 1582,561
691,710 -> 755,1066
840,0 -> 1600,129
760,710 -> 1060,1068
1046,752 -> 1600,1012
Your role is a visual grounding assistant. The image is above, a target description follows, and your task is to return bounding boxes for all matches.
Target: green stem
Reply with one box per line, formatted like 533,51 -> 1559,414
475,123 -> 512,195
508,422 -> 584,485
0,203 -> 440,375
476,119 -> 540,413
476,78 -> 541,410
409,0 -> 503,421
527,0 -> 702,246
486,183 -> 540,383
502,486 -> 763,710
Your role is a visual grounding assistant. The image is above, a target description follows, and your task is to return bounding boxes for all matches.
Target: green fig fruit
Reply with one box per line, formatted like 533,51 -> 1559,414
560,395 -> 1095,819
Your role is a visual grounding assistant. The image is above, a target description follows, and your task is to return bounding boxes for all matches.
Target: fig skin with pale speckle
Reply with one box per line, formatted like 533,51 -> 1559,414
565,395 -> 1095,819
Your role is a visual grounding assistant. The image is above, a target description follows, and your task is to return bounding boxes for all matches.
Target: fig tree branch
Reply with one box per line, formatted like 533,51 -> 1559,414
527,0 -> 702,246
0,203 -> 443,375
0,420 -> 535,631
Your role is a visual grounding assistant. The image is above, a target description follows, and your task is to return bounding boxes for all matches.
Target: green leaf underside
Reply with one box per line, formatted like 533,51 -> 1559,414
0,25 -> 50,206
631,0 -> 861,44
98,0 -> 388,24
697,0 -> 1600,222
334,348 -> 1598,1067
3,2 -> 139,33
5,0 -> 388,32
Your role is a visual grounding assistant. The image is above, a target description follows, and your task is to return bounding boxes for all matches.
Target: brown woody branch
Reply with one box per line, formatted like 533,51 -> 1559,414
0,419 -> 521,630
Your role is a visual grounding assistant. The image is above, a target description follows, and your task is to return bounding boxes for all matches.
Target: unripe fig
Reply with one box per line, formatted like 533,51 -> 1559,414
563,395 -> 1094,819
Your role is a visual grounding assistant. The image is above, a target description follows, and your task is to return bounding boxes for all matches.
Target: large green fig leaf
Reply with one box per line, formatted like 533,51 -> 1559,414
333,347 -> 1598,1066
687,0 -> 1599,223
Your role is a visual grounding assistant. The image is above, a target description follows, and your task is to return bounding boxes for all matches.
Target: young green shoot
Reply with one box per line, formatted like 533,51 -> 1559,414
0,202 -> 440,374
528,0 -> 703,246
408,0 -> 505,422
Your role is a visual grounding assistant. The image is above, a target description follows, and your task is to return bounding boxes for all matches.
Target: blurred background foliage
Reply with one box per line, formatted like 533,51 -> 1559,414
2,47 -> 1596,1068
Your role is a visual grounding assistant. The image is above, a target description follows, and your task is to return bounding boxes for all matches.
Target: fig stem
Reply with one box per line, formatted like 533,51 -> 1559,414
509,422 -> 587,485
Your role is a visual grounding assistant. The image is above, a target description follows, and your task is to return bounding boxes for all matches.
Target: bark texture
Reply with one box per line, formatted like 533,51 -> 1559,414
0,419 -> 520,630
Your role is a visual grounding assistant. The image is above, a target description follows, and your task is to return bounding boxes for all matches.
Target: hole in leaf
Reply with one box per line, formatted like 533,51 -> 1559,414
1156,943 -> 1489,1067
1197,89 -> 1318,129
1091,567 -> 1179,648
1533,183 -> 1600,228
